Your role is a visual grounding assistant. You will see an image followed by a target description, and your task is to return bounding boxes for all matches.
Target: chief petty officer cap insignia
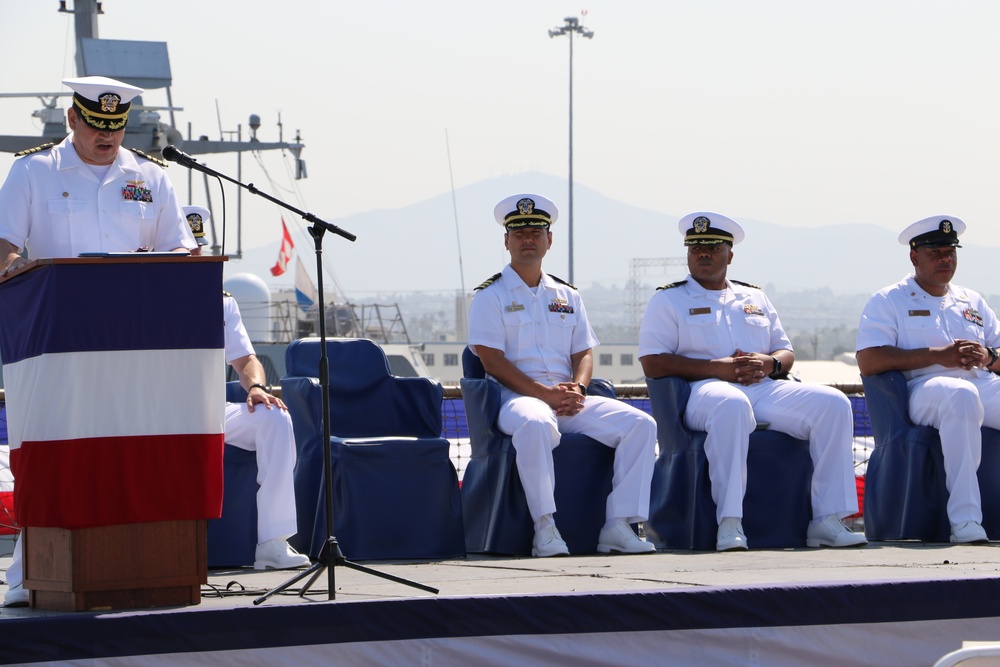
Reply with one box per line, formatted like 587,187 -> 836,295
62,75 -> 144,132
678,211 -> 745,246
899,215 -> 966,249
494,193 -> 559,230
183,205 -> 211,246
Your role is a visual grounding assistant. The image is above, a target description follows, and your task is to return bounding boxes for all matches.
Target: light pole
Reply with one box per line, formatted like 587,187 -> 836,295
549,16 -> 593,285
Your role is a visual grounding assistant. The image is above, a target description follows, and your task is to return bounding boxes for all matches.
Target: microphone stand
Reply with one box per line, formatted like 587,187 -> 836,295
162,148 -> 436,602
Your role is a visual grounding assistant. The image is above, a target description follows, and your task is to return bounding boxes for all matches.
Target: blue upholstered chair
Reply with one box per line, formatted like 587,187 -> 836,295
861,370 -> 1000,541
643,376 -> 814,550
206,382 -> 261,568
281,338 -> 465,561
459,346 -> 617,555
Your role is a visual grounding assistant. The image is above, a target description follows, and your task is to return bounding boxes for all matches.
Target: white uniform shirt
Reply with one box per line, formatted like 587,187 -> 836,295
856,273 -> 1000,381
638,275 -> 792,359
0,136 -> 196,257
468,264 -> 599,386
224,295 -> 255,364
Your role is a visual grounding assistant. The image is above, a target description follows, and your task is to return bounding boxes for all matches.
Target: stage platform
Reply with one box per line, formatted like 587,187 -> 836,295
2,534 -> 1000,666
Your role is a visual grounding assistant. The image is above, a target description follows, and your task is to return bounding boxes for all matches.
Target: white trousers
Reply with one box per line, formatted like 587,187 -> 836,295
908,373 -> 1000,525
497,393 -> 656,525
684,378 -> 858,523
224,402 -> 299,545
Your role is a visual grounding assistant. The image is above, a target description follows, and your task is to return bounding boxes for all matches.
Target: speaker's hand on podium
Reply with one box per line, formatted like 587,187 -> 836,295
1,239 -> 27,276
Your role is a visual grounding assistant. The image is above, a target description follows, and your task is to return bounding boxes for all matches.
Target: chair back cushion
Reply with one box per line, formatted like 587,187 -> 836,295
463,346 -> 486,379
861,370 -> 912,446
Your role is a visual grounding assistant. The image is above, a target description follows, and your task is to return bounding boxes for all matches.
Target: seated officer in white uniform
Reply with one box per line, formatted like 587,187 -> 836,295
857,215 -> 1000,544
638,212 -> 867,551
186,205 -> 310,570
467,193 -> 657,557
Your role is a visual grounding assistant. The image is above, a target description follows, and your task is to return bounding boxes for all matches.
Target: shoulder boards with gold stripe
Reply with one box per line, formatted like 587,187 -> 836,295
547,274 -> 577,290
731,279 -> 761,290
656,280 -> 688,291
130,147 -> 168,168
14,143 -> 55,158
474,273 -> 502,291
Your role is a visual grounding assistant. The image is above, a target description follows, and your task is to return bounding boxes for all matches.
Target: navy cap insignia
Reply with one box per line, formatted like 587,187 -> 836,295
517,198 -> 535,215
693,216 -> 710,233
941,220 -> 952,234
99,93 -> 121,113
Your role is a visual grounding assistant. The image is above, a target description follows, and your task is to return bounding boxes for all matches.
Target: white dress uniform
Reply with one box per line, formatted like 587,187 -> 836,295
639,275 -> 858,521
468,264 -> 656,525
0,136 -> 195,257
856,274 -> 1000,524
223,296 -> 299,544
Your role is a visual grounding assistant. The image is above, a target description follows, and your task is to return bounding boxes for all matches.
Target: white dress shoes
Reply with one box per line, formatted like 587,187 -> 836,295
806,515 -> 868,548
254,538 -> 311,570
716,517 -> 748,552
950,521 -> 989,544
3,583 -> 29,608
532,525 -> 570,557
597,519 -> 656,554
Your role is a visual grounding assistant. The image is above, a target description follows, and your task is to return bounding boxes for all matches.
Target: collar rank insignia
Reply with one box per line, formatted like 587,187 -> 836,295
743,304 -> 765,317
122,179 -> 153,203
506,302 -> 525,312
964,307 -> 983,327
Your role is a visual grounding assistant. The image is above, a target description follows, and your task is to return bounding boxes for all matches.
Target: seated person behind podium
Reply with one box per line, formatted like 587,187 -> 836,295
637,212 -> 866,552
0,75 -> 195,276
186,205 -> 310,570
856,215 -> 1000,544
0,76 -> 197,608
467,193 -> 657,557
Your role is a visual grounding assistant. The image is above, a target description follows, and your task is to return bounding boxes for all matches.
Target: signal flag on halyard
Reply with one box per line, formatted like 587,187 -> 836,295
295,256 -> 318,314
270,218 -> 295,276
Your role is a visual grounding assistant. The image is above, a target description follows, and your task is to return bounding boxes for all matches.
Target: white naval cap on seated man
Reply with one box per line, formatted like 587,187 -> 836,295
639,211 -> 867,552
467,193 -> 658,557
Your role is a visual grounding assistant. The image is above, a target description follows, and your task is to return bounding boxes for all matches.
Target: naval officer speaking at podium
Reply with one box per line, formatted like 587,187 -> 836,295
0,75 -> 195,607
0,75 -> 196,275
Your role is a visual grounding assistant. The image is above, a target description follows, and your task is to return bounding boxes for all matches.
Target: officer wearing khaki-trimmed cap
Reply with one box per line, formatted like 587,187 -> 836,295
857,215 -> 1000,544
639,212 -> 867,551
467,193 -> 658,557
0,75 -> 195,276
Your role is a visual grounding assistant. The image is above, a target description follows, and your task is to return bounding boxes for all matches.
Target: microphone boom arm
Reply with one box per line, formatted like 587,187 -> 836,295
162,145 -> 356,243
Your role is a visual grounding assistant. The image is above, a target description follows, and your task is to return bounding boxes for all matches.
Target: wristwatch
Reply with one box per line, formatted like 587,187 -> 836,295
768,356 -> 783,379
577,382 -> 588,396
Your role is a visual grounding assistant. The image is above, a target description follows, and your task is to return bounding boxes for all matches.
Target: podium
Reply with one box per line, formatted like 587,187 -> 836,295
0,257 -> 226,611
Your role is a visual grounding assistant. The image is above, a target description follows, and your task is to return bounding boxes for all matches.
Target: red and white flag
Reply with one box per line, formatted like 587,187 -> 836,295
270,218 -> 295,276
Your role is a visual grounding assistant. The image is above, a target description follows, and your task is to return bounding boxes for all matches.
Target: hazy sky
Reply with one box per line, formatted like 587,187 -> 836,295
3,1 -> 1000,278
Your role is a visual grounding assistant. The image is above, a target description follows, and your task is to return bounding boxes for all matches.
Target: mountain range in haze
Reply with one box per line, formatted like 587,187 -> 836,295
223,172 -> 999,302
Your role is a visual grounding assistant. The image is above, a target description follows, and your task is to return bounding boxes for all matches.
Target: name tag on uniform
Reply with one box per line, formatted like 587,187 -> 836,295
689,307 -> 711,315
908,310 -> 931,317
506,303 -> 525,312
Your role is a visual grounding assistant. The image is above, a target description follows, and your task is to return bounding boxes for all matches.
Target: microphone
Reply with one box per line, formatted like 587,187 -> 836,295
161,145 -> 216,176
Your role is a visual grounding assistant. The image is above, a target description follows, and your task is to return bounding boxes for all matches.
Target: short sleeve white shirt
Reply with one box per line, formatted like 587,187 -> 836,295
856,273 -> 1000,381
468,264 -> 599,385
638,275 -> 792,360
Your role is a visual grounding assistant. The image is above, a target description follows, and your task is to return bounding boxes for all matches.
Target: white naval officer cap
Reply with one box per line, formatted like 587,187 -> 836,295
494,194 -> 559,230
898,215 -> 965,248
62,75 -> 144,131
183,205 -> 211,246
678,212 -> 745,246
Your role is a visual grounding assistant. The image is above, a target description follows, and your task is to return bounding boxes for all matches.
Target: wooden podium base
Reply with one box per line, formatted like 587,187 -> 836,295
23,520 -> 207,612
